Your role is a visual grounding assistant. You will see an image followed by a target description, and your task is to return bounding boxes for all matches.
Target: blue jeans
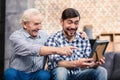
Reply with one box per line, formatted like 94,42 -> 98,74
4,68 -> 50,80
50,66 -> 107,80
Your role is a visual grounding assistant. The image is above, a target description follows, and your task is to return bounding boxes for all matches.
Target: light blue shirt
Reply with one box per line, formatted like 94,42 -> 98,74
9,28 -> 49,73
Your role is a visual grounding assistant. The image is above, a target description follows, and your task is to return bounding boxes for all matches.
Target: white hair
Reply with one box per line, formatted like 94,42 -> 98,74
20,8 -> 41,23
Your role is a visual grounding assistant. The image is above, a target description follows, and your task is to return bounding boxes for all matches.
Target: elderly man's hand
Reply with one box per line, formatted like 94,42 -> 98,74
56,46 -> 78,56
80,31 -> 88,38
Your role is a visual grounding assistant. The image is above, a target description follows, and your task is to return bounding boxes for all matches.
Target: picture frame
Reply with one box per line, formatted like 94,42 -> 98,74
89,40 -> 109,61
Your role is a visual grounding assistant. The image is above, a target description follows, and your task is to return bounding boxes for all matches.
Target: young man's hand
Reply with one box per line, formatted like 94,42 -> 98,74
74,58 -> 94,68
89,57 -> 106,68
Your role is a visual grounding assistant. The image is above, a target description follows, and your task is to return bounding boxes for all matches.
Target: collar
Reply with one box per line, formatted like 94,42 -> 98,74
61,31 -> 80,42
21,28 -> 41,39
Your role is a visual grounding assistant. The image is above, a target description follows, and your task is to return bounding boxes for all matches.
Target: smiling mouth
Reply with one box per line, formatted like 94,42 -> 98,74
67,29 -> 76,33
70,29 -> 76,32
67,28 -> 77,31
33,30 -> 39,32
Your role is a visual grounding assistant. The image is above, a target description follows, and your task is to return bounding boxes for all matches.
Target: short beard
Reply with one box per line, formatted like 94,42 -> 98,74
64,28 -> 76,38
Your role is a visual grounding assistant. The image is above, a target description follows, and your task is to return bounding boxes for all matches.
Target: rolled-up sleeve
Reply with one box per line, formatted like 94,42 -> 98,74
10,32 -> 41,56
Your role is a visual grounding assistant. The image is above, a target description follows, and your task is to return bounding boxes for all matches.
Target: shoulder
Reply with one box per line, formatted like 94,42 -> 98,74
49,31 -> 62,38
38,30 -> 49,36
45,31 -> 62,43
45,31 -> 62,46
38,30 -> 50,39
76,32 -> 90,42
9,29 -> 23,40
39,30 -> 49,35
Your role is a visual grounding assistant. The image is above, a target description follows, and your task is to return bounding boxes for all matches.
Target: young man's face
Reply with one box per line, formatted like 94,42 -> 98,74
61,17 -> 80,38
23,14 -> 42,37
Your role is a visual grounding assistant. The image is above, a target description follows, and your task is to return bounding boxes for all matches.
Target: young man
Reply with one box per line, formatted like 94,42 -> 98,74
45,8 -> 107,80
4,8 -> 78,80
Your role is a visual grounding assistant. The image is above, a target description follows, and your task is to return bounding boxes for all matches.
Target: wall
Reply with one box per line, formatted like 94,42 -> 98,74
34,0 -> 120,37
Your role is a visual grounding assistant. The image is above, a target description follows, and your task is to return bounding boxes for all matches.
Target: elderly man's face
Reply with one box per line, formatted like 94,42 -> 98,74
24,14 -> 42,37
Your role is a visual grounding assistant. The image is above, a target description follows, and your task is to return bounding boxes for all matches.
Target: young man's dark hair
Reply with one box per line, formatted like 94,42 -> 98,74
61,8 -> 80,20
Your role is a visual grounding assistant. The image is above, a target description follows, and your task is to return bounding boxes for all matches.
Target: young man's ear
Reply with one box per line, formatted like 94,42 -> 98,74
60,18 -> 63,24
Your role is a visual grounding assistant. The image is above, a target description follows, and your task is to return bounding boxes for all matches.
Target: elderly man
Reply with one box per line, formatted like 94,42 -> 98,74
4,8 -> 78,80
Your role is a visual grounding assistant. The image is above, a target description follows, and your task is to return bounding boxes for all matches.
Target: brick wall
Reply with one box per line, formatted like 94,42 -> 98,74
34,0 -> 120,52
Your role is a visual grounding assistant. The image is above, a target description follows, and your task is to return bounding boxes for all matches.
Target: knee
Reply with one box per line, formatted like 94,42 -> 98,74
37,70 -> 50,80
55,67 -> 68,75
96,66 -> 107,75
51,67 -> 69,80
4,68 -> 17,79
95,66 -> 107,80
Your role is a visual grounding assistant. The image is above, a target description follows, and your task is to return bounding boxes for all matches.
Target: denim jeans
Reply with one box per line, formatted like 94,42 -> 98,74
50,66 -> 107,80
4,68 -> 50,80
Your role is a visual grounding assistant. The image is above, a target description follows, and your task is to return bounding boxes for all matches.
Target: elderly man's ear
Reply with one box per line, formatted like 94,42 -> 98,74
79,31 -> 88,38
22,22 -> 28,29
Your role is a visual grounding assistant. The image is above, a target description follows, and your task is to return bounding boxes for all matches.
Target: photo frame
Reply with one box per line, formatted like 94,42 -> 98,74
89,40 -> 109,61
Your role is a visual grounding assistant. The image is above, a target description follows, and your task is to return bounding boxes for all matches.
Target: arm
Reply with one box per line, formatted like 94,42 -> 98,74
58,60 -> 76,68
91,57 -> 106,68
10,31 -> 77,56
40,46 -> 78,56
58,58 -> 94,68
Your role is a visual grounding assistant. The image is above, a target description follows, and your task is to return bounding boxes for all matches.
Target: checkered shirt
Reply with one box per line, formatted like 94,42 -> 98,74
45,30 -> 91,75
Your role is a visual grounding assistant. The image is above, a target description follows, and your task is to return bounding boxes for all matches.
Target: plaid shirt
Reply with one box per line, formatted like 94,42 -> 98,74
45,30 -> 91,75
